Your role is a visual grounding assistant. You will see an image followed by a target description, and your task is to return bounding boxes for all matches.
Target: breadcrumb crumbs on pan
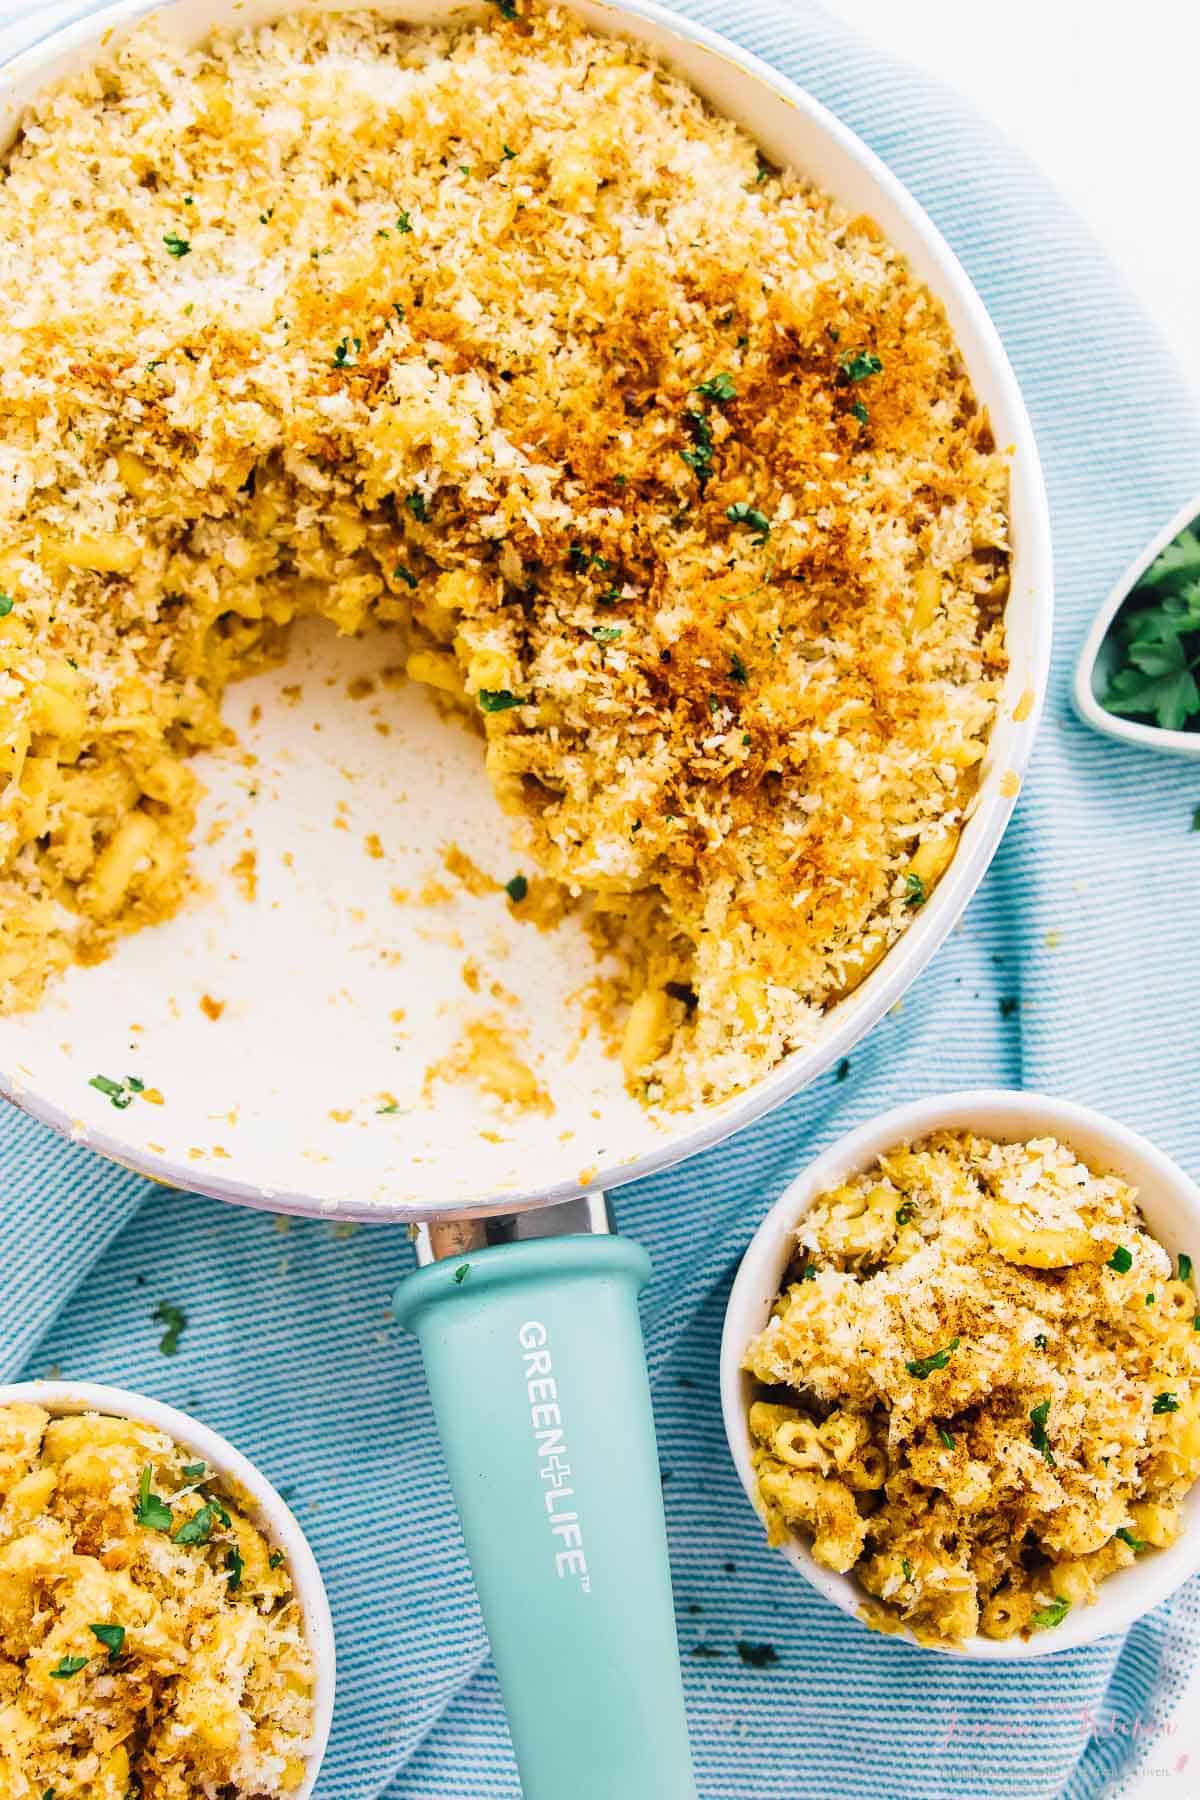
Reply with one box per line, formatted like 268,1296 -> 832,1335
0,1405 -> 314,1798
744,1132 -> 1200,1645
0,3 -> 1008,1108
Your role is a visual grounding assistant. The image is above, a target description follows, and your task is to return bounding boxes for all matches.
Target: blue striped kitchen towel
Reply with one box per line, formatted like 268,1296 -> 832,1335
2,1 -> 1199,1796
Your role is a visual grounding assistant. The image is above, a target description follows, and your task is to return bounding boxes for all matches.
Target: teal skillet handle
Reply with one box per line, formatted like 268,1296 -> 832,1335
394,1231 -> 696,1800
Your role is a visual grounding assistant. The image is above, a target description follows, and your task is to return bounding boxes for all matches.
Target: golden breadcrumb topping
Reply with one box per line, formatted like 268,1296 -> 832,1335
0,1405 -> 314,1799
744,1133 -> 1200,1645
0,3 -> 1007,1105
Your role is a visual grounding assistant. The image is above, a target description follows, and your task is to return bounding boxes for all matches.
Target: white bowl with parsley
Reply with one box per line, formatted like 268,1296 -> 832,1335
721,1091 -> 1200,1658
1074,490 -> 1200,757
0,1380 -> 335,1797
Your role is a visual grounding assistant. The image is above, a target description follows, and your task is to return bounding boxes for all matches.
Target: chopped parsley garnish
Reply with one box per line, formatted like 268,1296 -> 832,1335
903,872 -> 927,907
1032,1597 -> 1069,1630
405,490 -> 429,522
492,0 -> 519,16
1107,1246 -> 1133,1273
680,409 -> 714,485
1146,1292 -> 1156,1306
895,1202 -> 915,1226
377,1102 -> 401,1114
501,144 -> 517,160
394,564 -> 419,589
454,1263 -> 471,1284
736,1641 -> 778,1668
726,502 -> 771,544
49,1655 -> 89,1679
506,874 -> 528,902
332,335 -> 361,368
690,1643 -> 722,1659
937,1426 -> 955,1450
1029,1399 -> 1056,1465
694,372 -> 736,403
850,399 -> 869,425
478,689 -> 528,713
835,1058 -> 850,1082
840,349 -> 883,383
397,211 -> 413,234
89,1072 -> 135,1110
269,1550 -> 285,1569
134,1465 -> 173,1533
901,1557 -> 913,1582
226,1546 -> 244,1591
89,1623 -> 125,1659
1116,1527 -> 1147,1552
259,206 -> 274,224
1153,1391 -> 1181,1413
174,1498 -> 229,1546
905,1338 -> 959,1380
1034,1334 -> 1048,1350
798,1265 -> 818,1282
1102,524 -> 1200,731
163,231 -> 191,258
0,593 -> 13,617
728,651 -> 748,685
592,625 -> 623,644
181,1462 -> 206,1480
154,1300 -> 187,1356
1180,1252 -> 1193,1283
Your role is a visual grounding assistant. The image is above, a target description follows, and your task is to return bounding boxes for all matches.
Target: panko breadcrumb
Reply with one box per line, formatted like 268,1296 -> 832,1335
0,1404 -> 315,1799
744,1133 -> 1200,1645
0,3 -> 1008,1106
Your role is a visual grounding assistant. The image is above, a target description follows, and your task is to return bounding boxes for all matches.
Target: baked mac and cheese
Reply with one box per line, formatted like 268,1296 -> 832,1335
744,1132 -> 1200,1644
0,1404 -> 315,1798
0,3 -> 1008,1105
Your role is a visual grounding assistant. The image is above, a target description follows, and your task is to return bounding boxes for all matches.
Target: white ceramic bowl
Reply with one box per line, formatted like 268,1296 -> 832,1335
0,1380 -> 336,1793
720,1089 -> 1200,1659
1073,487 -> 1200,760
0,0 -> 1052,1223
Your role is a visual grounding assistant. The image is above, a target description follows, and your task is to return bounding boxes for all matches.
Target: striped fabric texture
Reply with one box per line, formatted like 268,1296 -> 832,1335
2,1 -> 1199,1796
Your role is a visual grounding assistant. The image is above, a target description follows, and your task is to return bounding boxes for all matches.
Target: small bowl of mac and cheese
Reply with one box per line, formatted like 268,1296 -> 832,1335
0,1380 -> 335,1796
721,1091 -> 1200,1657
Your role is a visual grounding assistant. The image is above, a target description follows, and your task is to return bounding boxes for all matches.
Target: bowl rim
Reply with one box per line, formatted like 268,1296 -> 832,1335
719,1088 -> 1200,1660
0,1378 -> 336,1793
0,0 -> 1053,1221
1072,486 -> 1200,761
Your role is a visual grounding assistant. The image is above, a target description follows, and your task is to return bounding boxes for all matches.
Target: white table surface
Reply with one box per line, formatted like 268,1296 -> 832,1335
823,3 -> 1200,1794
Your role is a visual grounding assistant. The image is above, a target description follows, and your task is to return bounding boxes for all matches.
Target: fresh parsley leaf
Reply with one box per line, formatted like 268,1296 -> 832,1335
1179,1252 -> 1193,1283
405,491 -> 428,522
850,399 -> 869,425
681,410 -> 714,485
1146,1291 -> 1156,1305
501,144 -> 517,160
506,874 -> 528,902
163,231 -> 191,258
226,1546 -> 244,1591
89,1623 -> 125,1658
840,349 -> 882,382
1032,1597 -> 1069,1630
332,335 -> 361,369
1108,1246 -> 1133,1273
154,1300 -> 187,1356
736,1641 -> 778,1667
1034,1333 -> 1048,1350
726,502 -> 771,544
906,1337 -> 959,1380
903,872 -> 926,907
1153,1391 -> 1181,1414
396,212 -> 413,234
269,1550 -> 285,1569
895,1202 -> 915,1225
1029,1399 -> 1056,1465
134,1465 -> 173,1533
592,625 -> 623,644
477,689 -> 528,713
394,564 -> 419,589
181,1462 -> 206,1480
1116,1527 -> 1147,1552
0,593 -> 15,617
126,1076 -> 145,1093
90,1073 -> 134,1110
377,1101 -> 401,1114
694,373 -> 736,403
1102,524 -> 1200,731
901,1557 -> 913,1581
49,1655 -> 89,1679
454,1263 -> 470,1284
798,1265 -> 818,1282
729,652 -> 748,685
174,1500 -> 223,1546
491,0 -> 518,16
937,1425 -> 955,1449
